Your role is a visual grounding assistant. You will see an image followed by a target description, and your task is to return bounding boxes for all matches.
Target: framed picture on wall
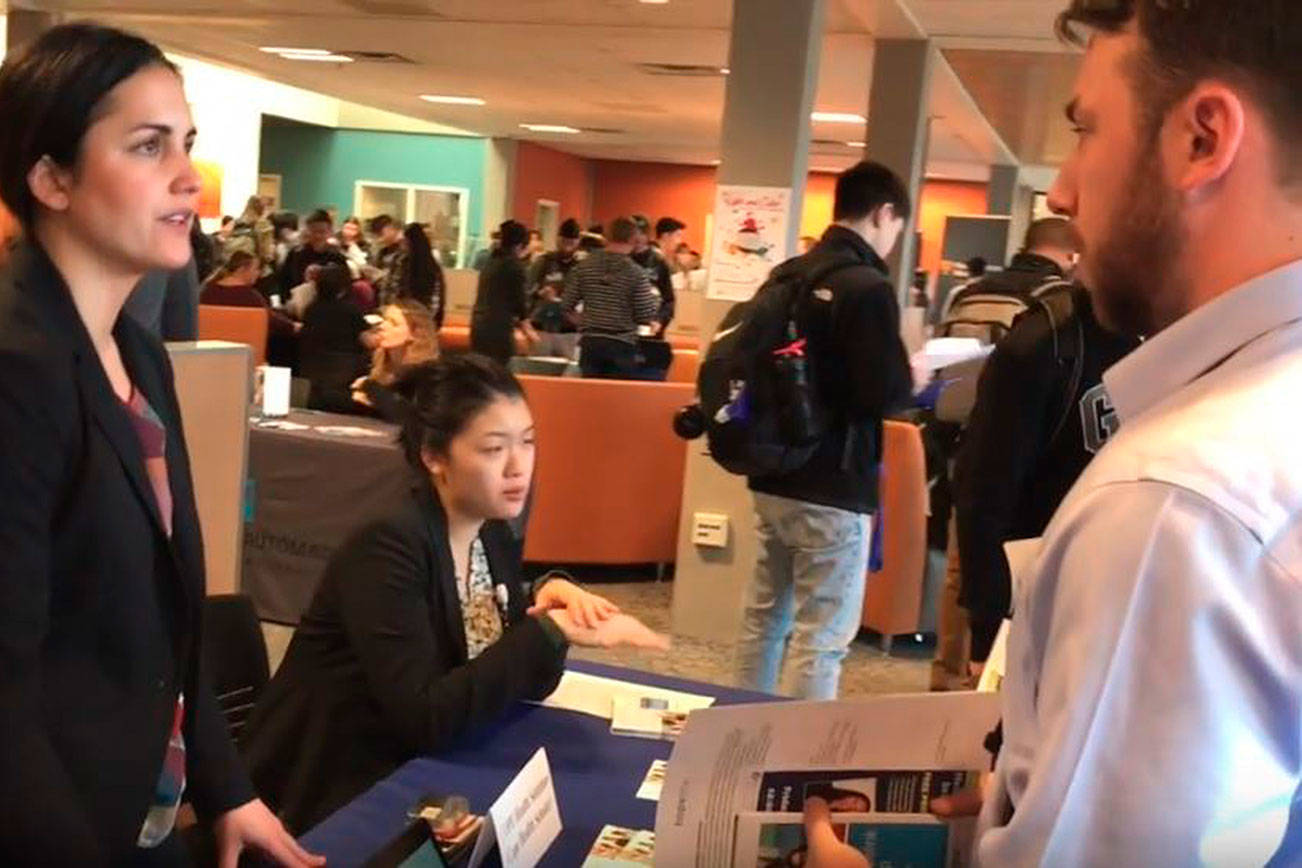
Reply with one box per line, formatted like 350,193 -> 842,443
354,180 -> 470,268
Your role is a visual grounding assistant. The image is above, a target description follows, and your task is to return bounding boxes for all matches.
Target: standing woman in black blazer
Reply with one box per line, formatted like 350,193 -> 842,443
241,355 -> 669,833
0,24 -> 320,867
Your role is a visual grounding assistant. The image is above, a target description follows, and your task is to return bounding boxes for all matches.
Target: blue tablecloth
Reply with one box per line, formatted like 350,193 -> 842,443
300,660 -> 777,866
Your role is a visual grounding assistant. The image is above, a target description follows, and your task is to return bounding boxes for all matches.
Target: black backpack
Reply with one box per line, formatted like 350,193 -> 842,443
935,284 -> 1085,443
697,257 -> 859,477
932,277 -> 1075,425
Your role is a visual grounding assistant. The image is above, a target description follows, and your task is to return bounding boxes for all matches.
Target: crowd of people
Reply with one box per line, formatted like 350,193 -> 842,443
184,194 -> 699,415
4,1 -> 1302,865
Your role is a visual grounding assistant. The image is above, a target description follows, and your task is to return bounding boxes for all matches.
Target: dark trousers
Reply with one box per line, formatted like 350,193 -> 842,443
579,335 -> 639,379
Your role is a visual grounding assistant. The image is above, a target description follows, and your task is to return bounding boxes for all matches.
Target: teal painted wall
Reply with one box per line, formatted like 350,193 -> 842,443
259,118 -> 487,247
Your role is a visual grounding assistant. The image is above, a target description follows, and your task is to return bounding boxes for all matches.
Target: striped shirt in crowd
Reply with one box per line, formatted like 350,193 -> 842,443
561,249 -> 658,343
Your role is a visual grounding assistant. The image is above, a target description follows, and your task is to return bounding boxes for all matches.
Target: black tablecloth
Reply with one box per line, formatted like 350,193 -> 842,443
243,409 -> 411,623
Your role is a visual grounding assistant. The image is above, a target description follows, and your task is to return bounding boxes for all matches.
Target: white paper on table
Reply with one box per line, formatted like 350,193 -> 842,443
636,760 -> 668,802
652,691 -> 1000,866
536,670 -> 714,720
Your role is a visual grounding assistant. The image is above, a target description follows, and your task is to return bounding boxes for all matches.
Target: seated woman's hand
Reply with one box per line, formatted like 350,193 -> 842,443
528,578 -> 619,628
545,610 -> 670,651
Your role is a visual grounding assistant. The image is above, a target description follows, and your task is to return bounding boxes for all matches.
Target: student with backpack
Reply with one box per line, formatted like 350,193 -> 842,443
729,161 -> 914,700
927,218 -> 1140,690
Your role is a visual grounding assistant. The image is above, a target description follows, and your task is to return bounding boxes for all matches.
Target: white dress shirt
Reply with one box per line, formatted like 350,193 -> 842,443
976,260 -> 1302,867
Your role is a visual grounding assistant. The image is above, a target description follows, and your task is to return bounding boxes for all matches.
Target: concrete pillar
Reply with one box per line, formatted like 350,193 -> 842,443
864,40 -> 935,302
480,137 -> 518,258
987,165 -> 1018,216
5,10 -> 58,56
669,0 -> 825,643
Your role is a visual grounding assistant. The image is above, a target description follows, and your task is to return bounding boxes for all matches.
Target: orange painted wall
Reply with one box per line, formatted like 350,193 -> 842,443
512,142 -> 593,227
916,180 -> 989,280
0,204 -> 18,267
590,160 -> 718,252
587,160 -> 988,273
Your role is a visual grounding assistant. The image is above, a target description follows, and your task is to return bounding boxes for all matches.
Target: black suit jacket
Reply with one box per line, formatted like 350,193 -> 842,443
0,242 -> 253,862
240,482 -> 568,833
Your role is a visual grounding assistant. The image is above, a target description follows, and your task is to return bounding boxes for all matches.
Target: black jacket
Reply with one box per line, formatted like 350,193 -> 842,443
631,247 -> 676,330
0,242 -> 253,862
955,287 -> 1139,660
278,244 -> 349,296
748,225 -> 914,514
299,296 -> 370,413
471,253 -> 530,363
240,482 -> 568,833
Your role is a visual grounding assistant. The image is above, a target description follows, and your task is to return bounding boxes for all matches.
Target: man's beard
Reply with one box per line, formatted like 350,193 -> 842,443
1085,144 -> 1187,338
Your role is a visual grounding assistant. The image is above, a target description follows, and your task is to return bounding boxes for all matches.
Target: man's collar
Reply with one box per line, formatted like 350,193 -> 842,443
1105,258 -> 1302,422
819,224 -> 888,272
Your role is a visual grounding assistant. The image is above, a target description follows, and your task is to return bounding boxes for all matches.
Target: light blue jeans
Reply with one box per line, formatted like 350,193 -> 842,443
736,492 -> 872,700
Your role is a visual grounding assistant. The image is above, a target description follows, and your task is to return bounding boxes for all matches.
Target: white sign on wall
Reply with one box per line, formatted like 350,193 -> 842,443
704,185 -> 792,302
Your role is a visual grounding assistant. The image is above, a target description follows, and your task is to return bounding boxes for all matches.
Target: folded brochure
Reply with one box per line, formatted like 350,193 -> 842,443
581,825 -> 655,867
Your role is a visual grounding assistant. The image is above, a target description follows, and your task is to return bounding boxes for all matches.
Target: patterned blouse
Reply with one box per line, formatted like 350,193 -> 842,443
457,537 -> 505,659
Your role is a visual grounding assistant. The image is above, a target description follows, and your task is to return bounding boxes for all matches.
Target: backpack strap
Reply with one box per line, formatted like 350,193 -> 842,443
1032,284 -> 1086,444
785,256 -> 867,328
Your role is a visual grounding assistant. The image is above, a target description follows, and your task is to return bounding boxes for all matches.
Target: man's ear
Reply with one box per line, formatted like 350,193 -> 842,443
27,156 -> 74,215
872,203 -> 897,229
421,446 -> 444,478
1170,82 -> 1246,196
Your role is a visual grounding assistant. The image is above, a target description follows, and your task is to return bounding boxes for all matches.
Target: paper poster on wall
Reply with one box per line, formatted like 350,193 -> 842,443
705,185 -> 791,302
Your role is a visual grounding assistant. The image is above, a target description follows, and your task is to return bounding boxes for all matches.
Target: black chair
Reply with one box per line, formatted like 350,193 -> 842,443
200,593 -> 271,741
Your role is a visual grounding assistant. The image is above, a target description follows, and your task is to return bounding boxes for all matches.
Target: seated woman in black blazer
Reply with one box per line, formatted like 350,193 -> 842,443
241,354 -> 668,833
0,23 -> 316,866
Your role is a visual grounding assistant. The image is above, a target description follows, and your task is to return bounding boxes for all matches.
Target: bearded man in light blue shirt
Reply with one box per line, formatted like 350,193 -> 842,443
802,1 -> 1302,866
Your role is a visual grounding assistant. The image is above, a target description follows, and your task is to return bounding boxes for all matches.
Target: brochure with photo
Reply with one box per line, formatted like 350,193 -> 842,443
732,811 -> 971,868
610,695 -> 692,741
756,769 -> 980,814
636,760 -> 668,802
581,825 -> 655,867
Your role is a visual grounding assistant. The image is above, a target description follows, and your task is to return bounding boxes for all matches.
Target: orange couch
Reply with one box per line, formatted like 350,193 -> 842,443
519,375 -> 692,565
861,420 -> 929,649
198,305 -> 269,366
666,348 -> 700,384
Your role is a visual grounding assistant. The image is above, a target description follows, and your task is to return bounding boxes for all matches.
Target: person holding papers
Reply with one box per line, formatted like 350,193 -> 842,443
241,354 -> 668,833
809,0 -> 1302,864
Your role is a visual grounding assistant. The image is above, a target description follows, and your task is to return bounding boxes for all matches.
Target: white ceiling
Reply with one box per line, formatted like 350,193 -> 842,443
12,0 -> 1078,175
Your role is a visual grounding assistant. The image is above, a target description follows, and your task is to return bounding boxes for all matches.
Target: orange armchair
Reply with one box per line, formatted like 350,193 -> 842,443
665,348 -> 700,384
520,376 -> 692,565
197,304 -> 269,366
861,420 -> 929,651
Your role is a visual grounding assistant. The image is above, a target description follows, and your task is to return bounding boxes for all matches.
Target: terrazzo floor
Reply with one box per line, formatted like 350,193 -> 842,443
261,580 -> 933,699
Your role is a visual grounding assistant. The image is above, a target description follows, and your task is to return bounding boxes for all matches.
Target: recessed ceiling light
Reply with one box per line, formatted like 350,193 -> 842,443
811,111 -> 867,124
420,95 -> 486,106
811,166 -> 842,173
520,124 -> 581,134
259,46 -> 330,55
282,53 -> 354,63
639,0 -> 670,4
719,67 -> 731,75
846,141 -> 866,148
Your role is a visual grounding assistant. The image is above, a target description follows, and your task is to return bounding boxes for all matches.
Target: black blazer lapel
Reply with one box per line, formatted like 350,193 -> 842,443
11,243 -> 173,544
115,320 -> 204,614
14,242 -> 192,627
414,482 -> 471,663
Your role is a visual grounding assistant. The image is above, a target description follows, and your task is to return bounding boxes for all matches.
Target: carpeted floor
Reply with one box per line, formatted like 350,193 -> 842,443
262,580 -> 933,699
